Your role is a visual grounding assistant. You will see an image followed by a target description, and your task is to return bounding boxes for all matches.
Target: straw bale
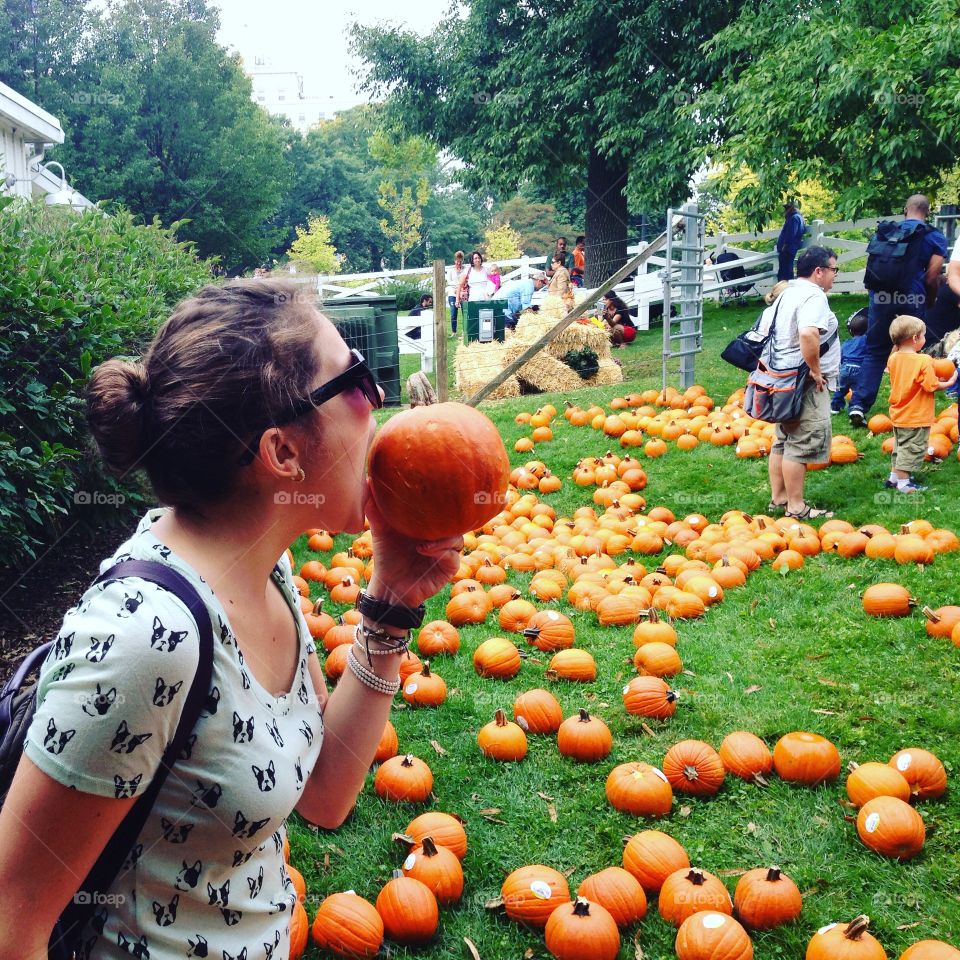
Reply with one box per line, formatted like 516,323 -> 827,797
512,351 -> 585,393
551,322 -> 610,358
584,357 -> 624,388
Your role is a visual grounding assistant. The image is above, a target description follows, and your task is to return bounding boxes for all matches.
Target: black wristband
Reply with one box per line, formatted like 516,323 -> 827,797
356,591 -> 426,630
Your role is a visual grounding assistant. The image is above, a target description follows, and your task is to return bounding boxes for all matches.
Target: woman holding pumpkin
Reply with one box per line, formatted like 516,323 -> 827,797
0,280 -> 462,959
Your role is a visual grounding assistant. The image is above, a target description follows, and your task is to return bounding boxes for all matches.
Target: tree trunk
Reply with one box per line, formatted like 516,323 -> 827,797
584,148 -> 629,288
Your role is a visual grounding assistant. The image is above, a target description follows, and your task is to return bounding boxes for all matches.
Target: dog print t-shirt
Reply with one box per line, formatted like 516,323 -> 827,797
25,508 -> 325,960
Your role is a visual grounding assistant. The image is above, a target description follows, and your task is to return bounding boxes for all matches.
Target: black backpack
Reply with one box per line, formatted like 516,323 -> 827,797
864,220 -> 933,294
0,559 -> 213,959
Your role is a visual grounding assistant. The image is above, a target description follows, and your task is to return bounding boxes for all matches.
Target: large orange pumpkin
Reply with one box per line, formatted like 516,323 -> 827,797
311,891 -> 384,958
805,916 -> 887,960
719,732 -> 773,784
368,402 -> 509,538
545,898 -> 620,960
501,864 -> 571,928
577,867 -> 647,928
676,912 -> 754,960
889,748 -> 948,800
734,867 -> 802,930
622,830 -> 689,893
856,795 -> 925,860
900,942 -> 960,960
658,867 -> 733,926
663,740 -> 725,796
605,762 -> 673,817
773,732 -> 841,785
513,688 -> 564,734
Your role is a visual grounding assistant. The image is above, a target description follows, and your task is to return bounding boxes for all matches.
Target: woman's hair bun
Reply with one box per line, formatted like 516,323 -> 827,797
86,358 -> 152,476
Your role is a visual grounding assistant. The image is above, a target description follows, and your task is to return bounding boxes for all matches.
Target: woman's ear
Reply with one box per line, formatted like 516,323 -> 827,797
255,427 -> 303,481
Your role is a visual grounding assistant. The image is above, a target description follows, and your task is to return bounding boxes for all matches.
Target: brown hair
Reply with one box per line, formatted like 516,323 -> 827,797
87,280 -> 321,509
889,314 -> 925,346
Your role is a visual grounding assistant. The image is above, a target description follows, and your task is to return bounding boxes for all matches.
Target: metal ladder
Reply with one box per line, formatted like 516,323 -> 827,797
661,202 -> 705,391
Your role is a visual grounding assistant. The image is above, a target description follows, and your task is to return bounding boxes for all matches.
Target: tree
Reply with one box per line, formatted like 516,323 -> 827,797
698,0 -> 960,221
352,1 -> 748,285
482,221 -> 523,261
287,215 -> 340,274
491,195 -> 576,257
378,178 -> 429,268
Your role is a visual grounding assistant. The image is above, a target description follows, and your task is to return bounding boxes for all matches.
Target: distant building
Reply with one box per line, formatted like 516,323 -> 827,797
0,80 -> 93,208
246,56 -> 347,132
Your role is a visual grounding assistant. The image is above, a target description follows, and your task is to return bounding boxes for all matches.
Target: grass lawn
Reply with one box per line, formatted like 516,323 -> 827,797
291,292 -> 960,958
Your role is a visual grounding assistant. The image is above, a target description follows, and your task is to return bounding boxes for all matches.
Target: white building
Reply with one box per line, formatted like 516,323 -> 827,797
0,80 -> 93,209
247,57 -> 347,132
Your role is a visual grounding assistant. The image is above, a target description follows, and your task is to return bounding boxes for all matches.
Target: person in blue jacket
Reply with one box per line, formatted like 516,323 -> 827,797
776,201 -> 807,281
831,308 -> 868,413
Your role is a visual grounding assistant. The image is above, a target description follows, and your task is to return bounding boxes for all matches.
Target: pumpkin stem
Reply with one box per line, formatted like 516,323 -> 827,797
765,867 -> 782,882
757,517 -> 767,529
312,598 -> 324,615
572,897 -> 592,917
522,625 -> 541,640
401,754 -> 414,767
647,608 -> 660,623
687,868 -> 705,885
336,615 -> 344,625
420,836 -> 439,857
666,690 -> 679,703
494,709 -> 508,727
847,761 -> 860,773
578,708 -> 591,722
900,523 -> 911,535
391,868 -> 404,879
683,764 -> 701,781
421,660 -> 432,677
922,605 -> 940,623
844,916 -> 871,941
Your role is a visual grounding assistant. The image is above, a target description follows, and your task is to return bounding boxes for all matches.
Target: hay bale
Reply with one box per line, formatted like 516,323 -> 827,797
584,357 -> 624,388
505,349 -> 586,393
552,321 -> 610,358
454,339 -> 509,395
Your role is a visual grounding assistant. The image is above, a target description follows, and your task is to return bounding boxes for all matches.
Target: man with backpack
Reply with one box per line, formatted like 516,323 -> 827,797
776,201 -> 807,280
848,194 -> 948,427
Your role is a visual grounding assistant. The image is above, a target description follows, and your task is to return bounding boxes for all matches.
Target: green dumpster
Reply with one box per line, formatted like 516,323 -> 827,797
320,295 -> 401,406
464,300 -> 507,344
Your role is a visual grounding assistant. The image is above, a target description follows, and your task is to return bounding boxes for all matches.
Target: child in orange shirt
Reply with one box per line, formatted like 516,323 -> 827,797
885,315 -> 957,493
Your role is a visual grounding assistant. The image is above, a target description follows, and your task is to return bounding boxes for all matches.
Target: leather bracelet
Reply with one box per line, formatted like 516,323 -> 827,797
356,591 -> 426,630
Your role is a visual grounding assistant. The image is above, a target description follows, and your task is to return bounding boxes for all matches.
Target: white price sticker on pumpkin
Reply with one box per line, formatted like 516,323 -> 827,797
530,880 -> 552,900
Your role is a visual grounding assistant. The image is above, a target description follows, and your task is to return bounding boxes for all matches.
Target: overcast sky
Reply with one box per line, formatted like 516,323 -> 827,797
214,0 -> 449,107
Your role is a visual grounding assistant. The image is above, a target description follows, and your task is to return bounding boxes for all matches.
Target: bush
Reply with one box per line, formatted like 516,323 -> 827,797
0,201 -> 212,564
377,275 -> 431,311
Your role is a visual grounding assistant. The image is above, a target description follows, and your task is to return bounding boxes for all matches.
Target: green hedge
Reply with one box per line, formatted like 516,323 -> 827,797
0,201 -> 212,564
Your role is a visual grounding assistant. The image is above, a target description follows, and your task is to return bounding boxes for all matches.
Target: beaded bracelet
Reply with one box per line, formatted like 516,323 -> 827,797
354,622 -> 411,666
346,646 -> 401,696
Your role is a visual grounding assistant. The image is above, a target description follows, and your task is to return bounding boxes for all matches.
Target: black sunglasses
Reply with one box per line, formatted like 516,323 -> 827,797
238,349 -> 381,465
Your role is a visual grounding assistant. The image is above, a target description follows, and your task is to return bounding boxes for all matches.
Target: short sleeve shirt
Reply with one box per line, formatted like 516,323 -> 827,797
887,351 -> 939,427
899,219 -> 948,300
767,279 -> 841,389
24,508 -> 325,960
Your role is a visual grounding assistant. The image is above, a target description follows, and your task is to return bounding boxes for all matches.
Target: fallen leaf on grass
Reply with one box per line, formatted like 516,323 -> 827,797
484,896 -> 504,911
326,845 -> 346,856
719,868 -> 748,877
812,709 -> 836,715
430,740 -> 448,756
537,792 -> 554,802
896,922 -> 922,930
750,599 -> 759,611
322,854 -> 330,871
768,618 -> 777,629
464,937 -> 481,960
584,691 -> 596,701
562,866 -> 578,878
634,938 -> 645,960
547,804 -> 557,823
524,950 -> 535,960
746,822 -> 758,834
817,678 -> 841,687
682,669 -> 697,677
805,653 -> 828,661
744,685 -> 762,695
680,805 -> 692,817
725,671 -> 734,684
479,808 -> 501,816
857,716 -> 877,722
641,723 -> 656,737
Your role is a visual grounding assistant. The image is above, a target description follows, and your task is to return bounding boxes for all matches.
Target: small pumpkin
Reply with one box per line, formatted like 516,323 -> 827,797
310,891 -> 384,959
513,688 -> 564,734
373,720 -> 399,765
401,836 -> 464,905
523,609 -> 576,651
622,830 -> 689,893
899,942 -> 960,960
557,708 -> 613,762
922,605 -> 960,638
733,867 -> 802,930
402,661 -> 447,707
889,748 -> 947,800
445,589 -> 491,626
499,597 -> 538,633
374,754 -> 433,803
548,648 -> 597,682
676,912 -> 754,960
622,676 -> 679,719
633,641 -> 683,677
501,864 -> 571,928
846,761 -> 911,807
375,872 -> 439,945
719,732 -> 774,785
605,762 -> 673,817
473,636 -> 522,679
545,897 -> 620,960
773,732 -> 841,785
577,867 -> 647,928
862,583 -> 917,617
663,740 -> 726,797
658,867 -> 733,927
805,915 -> 887,960
403,811 -> 467,860
632,608 -> 678,646
857,795 -> 925,860
416,620 -> 460,656
478,709 -> 528,761
290,900 -> 310,959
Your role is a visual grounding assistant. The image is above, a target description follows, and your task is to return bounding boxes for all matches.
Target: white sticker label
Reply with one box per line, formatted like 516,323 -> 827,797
403,854 -> 416,870
702,914 -> 726,930
896,753 -> 912,772
547,611 -> 560,621
653,767 -> 669,782
623,685 -> 631,695
344,889 -> 356,895
864,813 -> 881,833
817,923 -> 838,936
708,586 -> 719,598
530,880 -> 552,900
405,683 -> 418,695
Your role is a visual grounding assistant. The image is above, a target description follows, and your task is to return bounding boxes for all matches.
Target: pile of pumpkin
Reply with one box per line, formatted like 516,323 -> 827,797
545,379 -> 959,468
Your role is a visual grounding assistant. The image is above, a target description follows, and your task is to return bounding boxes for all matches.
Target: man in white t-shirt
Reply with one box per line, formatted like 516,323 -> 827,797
764,246 -> 841,521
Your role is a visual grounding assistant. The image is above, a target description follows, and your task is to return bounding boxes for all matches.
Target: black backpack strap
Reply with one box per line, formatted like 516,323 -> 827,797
55,559 -> 214,948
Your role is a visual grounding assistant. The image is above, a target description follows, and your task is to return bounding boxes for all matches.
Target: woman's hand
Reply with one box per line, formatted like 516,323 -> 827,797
362,481 -> 463,607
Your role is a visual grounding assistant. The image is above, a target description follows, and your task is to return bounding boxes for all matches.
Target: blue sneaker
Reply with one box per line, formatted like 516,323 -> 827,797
848,409 -> 867,429
897,481 -> 928,494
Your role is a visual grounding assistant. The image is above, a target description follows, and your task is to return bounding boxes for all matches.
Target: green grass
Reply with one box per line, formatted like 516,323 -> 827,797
291,294 -> 960,959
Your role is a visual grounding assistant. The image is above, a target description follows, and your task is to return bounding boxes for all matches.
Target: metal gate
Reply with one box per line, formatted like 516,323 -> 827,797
661,202 -> 705,391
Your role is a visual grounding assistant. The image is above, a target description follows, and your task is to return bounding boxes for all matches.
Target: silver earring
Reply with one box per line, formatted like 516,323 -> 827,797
295,467 -> 305,483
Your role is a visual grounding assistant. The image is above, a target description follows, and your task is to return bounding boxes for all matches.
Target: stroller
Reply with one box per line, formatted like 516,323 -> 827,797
714,250 -> 757,307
